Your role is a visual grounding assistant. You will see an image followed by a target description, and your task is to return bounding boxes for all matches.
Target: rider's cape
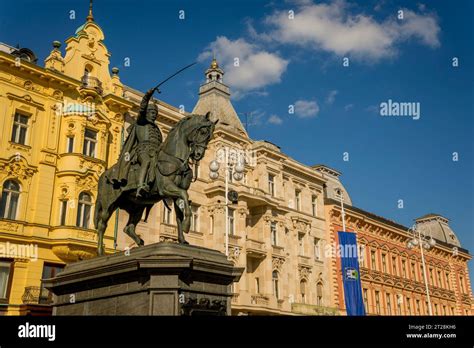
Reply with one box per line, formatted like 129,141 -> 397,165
105,123 -> 138,187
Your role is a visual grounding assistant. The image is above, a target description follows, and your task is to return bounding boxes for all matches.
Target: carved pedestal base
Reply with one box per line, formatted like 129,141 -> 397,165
44,242 -> 243,315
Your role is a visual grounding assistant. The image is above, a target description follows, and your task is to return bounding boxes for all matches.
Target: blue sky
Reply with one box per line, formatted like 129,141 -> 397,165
1,0 -> 473,283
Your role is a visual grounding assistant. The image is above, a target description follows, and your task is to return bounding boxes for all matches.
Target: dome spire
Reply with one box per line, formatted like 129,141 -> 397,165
86,0 -> 94,22
210,52 -> 219,69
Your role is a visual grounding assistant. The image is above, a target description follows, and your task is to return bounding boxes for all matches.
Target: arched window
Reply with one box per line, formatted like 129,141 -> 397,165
84,64 -> 93,78
317,282 -> 323,306
272,270 -> 279,299
0,180 -> 20,220
76,192 -> 92,228
300,280 -> 307,303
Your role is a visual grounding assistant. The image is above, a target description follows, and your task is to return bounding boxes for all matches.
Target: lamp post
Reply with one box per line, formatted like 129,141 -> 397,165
209,148 -> 244,256
407,224 -> 436,315
336,189 -> 346,232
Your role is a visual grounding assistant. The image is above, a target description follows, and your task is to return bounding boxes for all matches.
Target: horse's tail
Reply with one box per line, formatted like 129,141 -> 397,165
94,174 -> 105,229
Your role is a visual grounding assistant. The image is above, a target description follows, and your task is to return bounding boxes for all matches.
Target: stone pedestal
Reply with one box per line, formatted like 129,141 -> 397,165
44,242 -> 243,315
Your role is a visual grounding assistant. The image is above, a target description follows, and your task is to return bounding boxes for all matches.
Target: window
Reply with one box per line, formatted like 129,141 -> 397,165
406,297 -> 411,315
190,205 -> 199,232
268,174 -> 275,196
375,291 -> 380,314
0,180 -> 20,220
316,282 -> 323,306
411,262 -> 416,281
210,215 -> 214,235
459,276 -> 465,293
228,208 -> 235,236
11,112 -> 29,145
0,261 -> 12,301
429,268 -> 434,285
446,272 -> 450,290
82,129 -> 97,157
272,271 -> 279,299
363,289 -> 368,313
434,303 -> 438,315
59,200 -> 68,225
437,270 -> 442,288
386,293 -> 392,315
443,305 -> 447,315
295,189 -> 301,211
371,251 -> 376,270
314,238 -> 321,260
39,264 -> 64,304
382,254 -> 387,273
76,192 -> 92,228
300,280 -> 306,303
67,136 -> 74,153
451,307 -> 455,315
298,233 -> 304,256
255,277 -> 260,294
402,260 -> 407,278
311,195 -> 317,216
163,204 -> 172,224
359,245 -> 366,267
392,257 -> 397,275
397,295 -> 402,315
270,221 -> 277,246
416,299 -> 421,315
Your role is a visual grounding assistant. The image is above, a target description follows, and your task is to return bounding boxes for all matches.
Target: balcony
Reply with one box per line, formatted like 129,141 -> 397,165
298,255 -> 312,267
246,238 -> 266,259
80,75 -> 103,95
232,293 -> 240,304
159,223 -> 178,242
272,245 -> 285,257
291,302 -> 339,315
22,286 -> 53,305
250,294 -> 270,306
228,234 -> 241,247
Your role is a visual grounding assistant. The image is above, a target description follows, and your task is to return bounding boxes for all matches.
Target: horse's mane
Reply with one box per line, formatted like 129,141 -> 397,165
163,114 -> 206,146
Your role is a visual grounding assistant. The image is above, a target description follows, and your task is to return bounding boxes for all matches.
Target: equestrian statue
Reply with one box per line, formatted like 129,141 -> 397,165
94,66 -> 217,255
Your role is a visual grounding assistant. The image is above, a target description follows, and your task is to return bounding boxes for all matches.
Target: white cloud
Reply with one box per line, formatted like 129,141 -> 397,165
259,0 -> 440,61
326,89 -> 338,104
198,36 -> 289,94
268,114 -> 283,125
294,100 -> 320,118
344,103 -> 354,111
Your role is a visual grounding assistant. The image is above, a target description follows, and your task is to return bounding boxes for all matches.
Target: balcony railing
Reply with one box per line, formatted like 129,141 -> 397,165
81,75 -> 103,94
291,302 -> 339,315
246,238 -> 266,258
250,294 -> 270,306
21,286 -> 53,305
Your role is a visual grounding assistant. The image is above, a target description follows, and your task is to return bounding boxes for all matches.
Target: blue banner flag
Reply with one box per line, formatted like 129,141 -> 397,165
338,231 -> 366,316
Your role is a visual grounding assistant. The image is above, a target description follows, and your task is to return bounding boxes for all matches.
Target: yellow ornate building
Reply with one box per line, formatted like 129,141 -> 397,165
0,9 -> 133,314
0,5 -> 472,316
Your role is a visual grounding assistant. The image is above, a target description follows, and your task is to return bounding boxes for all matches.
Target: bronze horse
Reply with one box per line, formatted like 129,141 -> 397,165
94,112 -> 217,255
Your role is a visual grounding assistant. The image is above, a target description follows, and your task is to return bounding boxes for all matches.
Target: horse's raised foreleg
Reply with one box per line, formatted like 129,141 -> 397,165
124,206 -> 145,247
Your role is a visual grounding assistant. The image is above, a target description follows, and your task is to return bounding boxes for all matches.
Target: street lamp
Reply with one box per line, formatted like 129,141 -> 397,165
336,188 -> 346,231
209,147 -> 244,256
407,224 -> 436,315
